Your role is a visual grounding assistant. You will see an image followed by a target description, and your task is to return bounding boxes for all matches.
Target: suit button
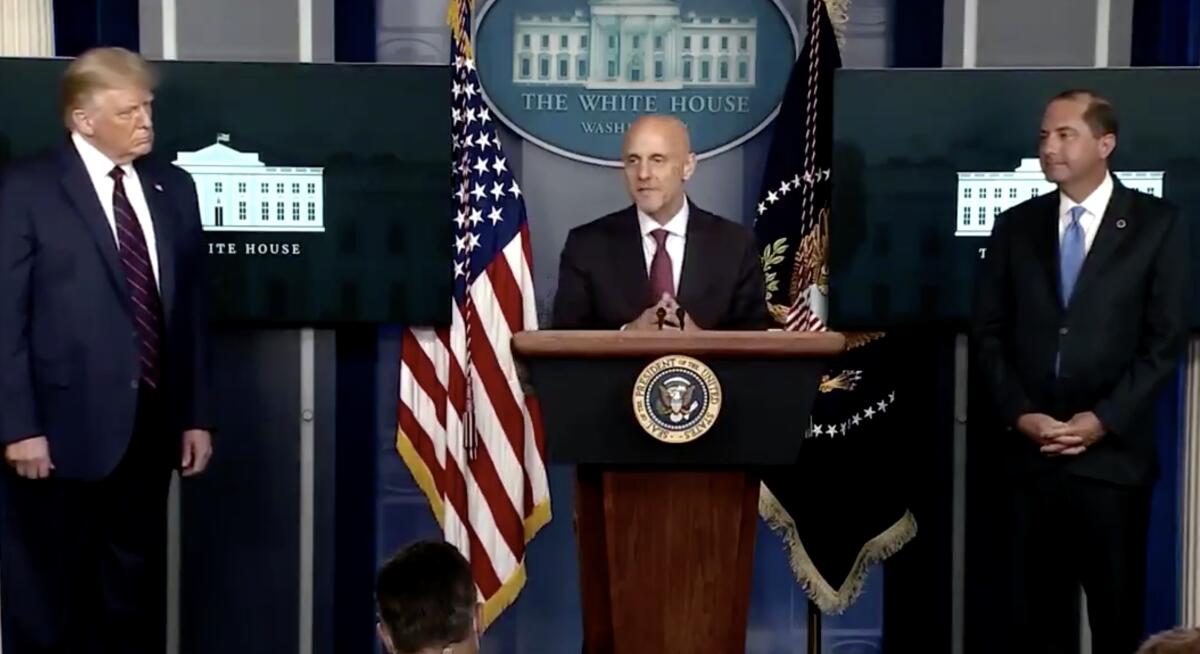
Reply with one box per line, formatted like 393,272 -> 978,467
130,380 -> 139,390
1059,327 -> 1069,335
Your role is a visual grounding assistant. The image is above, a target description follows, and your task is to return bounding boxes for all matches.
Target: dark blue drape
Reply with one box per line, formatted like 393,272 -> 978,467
889,0 -> 944,67
52,0 -> 138,56
1145,369 -> 1185,635
335,0 -> 377,63
1132,0 -> 1200,66
1131,0 -> 1194,634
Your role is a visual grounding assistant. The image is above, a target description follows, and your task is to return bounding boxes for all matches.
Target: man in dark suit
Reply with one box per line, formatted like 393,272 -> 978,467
972,89 -> 1188,654
0,47 -> 212,653
553,115 -> 768,331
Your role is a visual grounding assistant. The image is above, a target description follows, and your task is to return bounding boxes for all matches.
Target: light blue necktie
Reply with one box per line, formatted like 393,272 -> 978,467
1060,205 -> 1086,305
1056,205 -> 1086,376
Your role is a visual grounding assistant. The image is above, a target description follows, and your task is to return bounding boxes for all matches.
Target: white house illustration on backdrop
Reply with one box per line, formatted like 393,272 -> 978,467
955,158 -> 1164,237
174,135 -> 325,233
512,0 -> 757,89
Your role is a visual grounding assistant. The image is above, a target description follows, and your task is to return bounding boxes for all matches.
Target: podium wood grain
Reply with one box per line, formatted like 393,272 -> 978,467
576,468 -> 759,654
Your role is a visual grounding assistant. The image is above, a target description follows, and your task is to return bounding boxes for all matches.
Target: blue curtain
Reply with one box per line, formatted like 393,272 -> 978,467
335,0 -> 376,63
889,0 -> 944,67
1132,0 -> 1200,66
1131,0 -> 1195,634
52,0 -> 138,56
1144,369 -> 1185,635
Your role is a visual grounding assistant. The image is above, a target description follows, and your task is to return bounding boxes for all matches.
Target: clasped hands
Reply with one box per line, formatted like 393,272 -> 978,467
1016,411 -> 1105,457
624,293 -> 703,331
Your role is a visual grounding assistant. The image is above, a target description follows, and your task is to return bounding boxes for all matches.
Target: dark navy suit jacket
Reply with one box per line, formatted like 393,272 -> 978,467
0,141 -> 212,480
972,180 -> 1188,487
551,202 -> 770,331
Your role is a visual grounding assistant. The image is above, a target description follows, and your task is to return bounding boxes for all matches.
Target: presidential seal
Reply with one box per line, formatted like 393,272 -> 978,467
632,355 -> 722,444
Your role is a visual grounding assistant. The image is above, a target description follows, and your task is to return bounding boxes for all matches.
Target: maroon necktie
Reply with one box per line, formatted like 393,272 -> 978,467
109,167 -> 162,389
648,228 -> 674,301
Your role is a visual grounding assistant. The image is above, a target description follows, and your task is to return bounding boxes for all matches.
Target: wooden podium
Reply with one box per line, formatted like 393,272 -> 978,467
513,331 -> 844,654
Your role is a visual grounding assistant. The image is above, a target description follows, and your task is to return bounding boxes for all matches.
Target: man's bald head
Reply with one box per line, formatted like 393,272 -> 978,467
623,115 -> 692,157
621,115 -> 696,224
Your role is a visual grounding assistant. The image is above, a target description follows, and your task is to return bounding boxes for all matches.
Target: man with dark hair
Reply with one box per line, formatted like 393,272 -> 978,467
1051,89 -> 1119,138
375,540 -> 482,654
973,89 -> 1188,653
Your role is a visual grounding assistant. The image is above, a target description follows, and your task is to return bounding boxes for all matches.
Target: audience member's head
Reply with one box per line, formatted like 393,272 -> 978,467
375,540 -> 481,654
1138,626 -> 1200,654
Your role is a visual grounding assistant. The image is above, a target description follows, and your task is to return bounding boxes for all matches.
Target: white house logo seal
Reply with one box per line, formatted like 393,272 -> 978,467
632,355 -> 722,444
473,0 -> 799,165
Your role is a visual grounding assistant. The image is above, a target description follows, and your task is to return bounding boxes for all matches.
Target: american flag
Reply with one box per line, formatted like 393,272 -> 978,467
395,0 -> 551,628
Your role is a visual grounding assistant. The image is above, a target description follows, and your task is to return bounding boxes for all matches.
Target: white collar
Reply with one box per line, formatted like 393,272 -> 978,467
637,198 -> 689,238
71,132 -> 134,182
1059,172 -> 1114,221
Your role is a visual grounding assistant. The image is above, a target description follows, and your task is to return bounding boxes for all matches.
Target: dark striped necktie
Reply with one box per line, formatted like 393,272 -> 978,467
109,166 -> 162,389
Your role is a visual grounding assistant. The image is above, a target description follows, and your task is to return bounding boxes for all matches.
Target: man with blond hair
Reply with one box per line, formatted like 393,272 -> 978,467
0,47 -> 212,653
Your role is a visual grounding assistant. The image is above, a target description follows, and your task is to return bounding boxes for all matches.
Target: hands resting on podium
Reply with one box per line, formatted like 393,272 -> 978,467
623,292 -> 705,331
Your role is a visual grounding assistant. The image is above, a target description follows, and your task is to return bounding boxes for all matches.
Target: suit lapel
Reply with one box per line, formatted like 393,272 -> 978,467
610,206 -> 652,312
675,202 -> 711,314
1033,194 -> 1063,309
1070,180 -> 1134,306
135,161 -> 177,321
58,143 -> 128,306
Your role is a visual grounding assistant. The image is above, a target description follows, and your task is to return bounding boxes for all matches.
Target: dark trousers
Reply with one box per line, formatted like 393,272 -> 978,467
1012,470 -> 1151,654
0,389 -> 173,654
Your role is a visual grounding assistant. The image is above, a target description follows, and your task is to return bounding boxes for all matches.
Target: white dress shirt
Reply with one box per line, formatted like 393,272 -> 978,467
71,132 -> 161,288
637,199 -> 688,296
1057,172 -> 1113,255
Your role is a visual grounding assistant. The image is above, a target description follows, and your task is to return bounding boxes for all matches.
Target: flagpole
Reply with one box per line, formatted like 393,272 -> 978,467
808,602 -> 822,654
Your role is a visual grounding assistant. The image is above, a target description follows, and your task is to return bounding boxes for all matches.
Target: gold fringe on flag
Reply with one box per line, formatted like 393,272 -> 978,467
823,0 -> 851,48
759,483 -> 917,615
446,0 -> 475,59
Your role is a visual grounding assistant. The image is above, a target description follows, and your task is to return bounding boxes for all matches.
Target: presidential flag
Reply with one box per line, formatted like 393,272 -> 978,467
395,0 -> 551,628
754,0 -> 916,614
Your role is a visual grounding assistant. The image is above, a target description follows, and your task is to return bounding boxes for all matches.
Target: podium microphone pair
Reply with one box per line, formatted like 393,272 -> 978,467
655,306 -> 687,330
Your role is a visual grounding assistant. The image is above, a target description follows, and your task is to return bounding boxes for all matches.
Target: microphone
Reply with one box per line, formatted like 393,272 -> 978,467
676,307 -> 686,330
655,307 -> 667,330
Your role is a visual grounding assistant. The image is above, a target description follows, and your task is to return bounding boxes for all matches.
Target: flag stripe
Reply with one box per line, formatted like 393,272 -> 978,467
465,434 -> 526,560
442,453 -> 504,596
463,364 -> 526,512
503,229 -> 539,331
464,303 -> 527,459
403,329 -> 449,427
399,392 -> 445,481
485,248 -> 525,336
522,396 -> 548,523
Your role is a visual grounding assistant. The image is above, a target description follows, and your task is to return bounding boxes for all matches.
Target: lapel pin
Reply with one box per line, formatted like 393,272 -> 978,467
1116,218 -> 1127,229
154,183 -> 164,192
